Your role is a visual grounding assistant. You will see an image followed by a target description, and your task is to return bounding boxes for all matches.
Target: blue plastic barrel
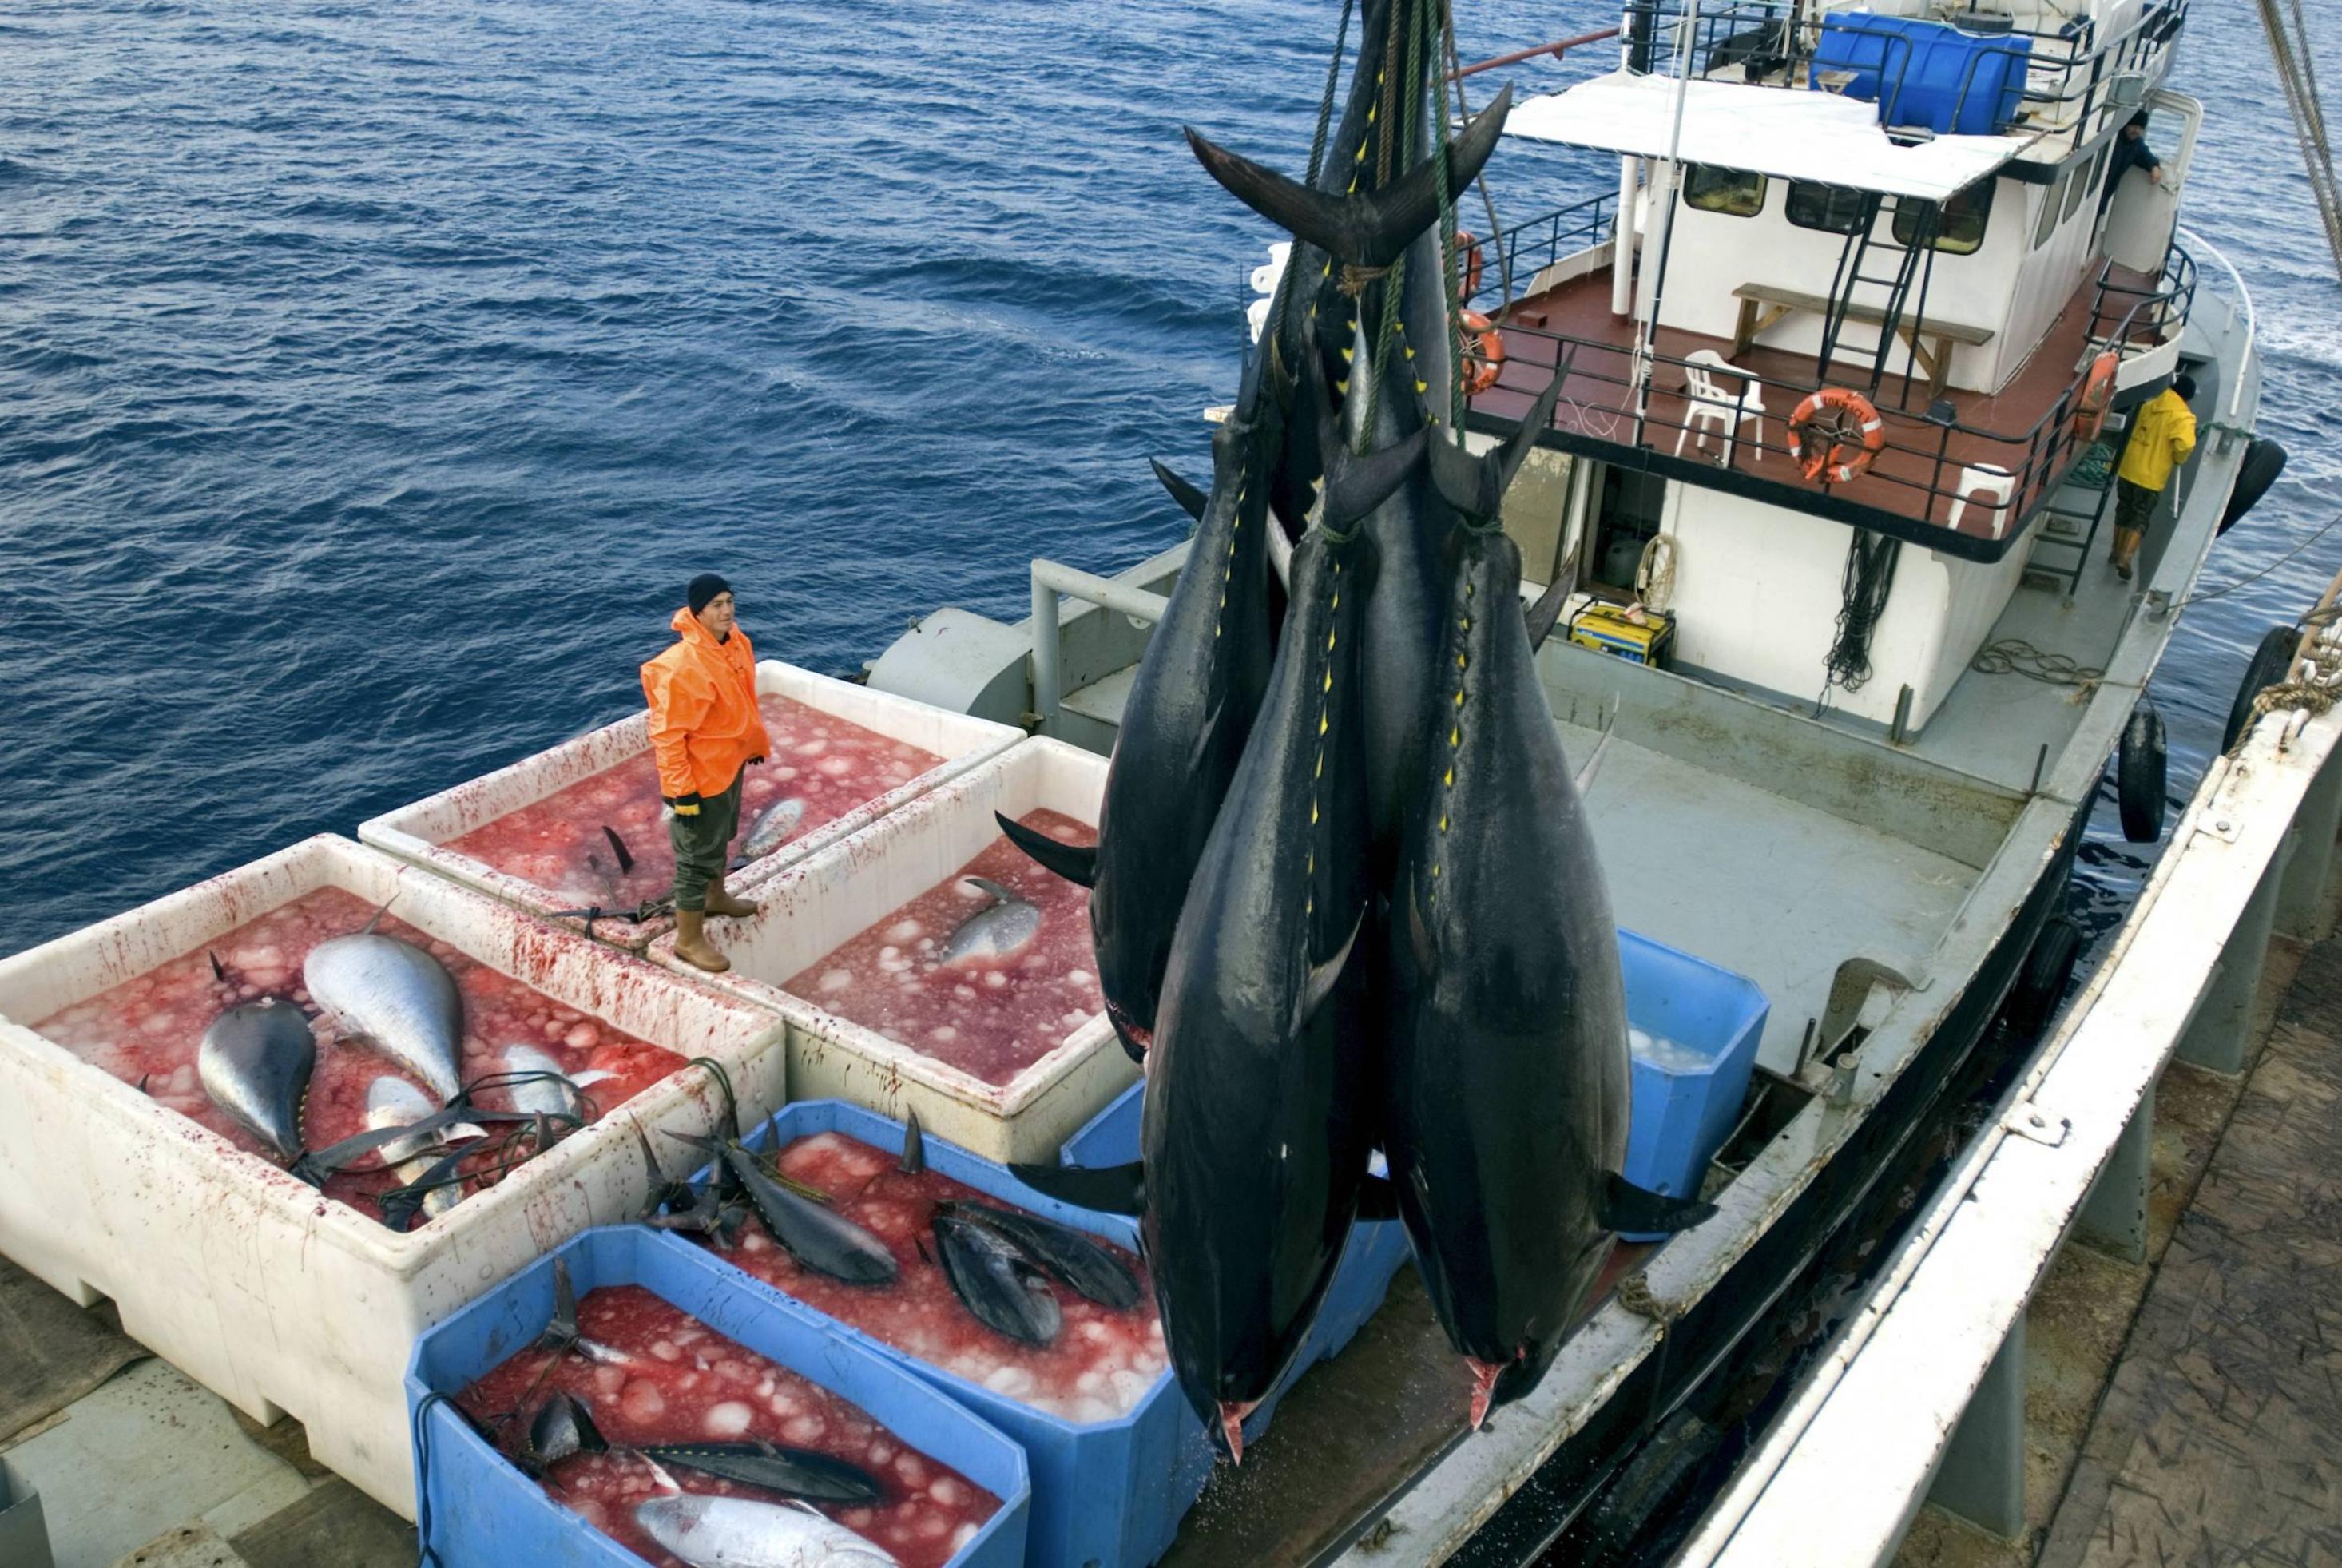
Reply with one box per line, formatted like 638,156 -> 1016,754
1058,1085 -> 1412,1395
1618,928 -> 1770,1238
687,1101 -> 1213,1568
1811,14 -> 2033,136
405,1225 -> 1032,1568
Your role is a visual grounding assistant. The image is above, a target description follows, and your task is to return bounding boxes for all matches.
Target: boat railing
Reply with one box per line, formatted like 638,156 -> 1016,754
1629,0 -> 2188,166
1026,559 -> 1168,738
2088,236 -> 2197,357
1474,310 -> 2134,546
1467,193 -> 1617,310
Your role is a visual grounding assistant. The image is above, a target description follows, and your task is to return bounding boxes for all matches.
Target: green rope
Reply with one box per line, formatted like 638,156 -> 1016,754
1431,0 -> 1465,429
1305,0 -> 1354,188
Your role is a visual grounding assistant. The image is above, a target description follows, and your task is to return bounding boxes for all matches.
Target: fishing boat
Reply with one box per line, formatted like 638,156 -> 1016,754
861,0 -> 2279,1558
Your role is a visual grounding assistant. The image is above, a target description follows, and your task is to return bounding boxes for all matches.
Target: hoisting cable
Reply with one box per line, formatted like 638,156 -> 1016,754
1443,6 -> 1513,313
2256,0 -> 2342,282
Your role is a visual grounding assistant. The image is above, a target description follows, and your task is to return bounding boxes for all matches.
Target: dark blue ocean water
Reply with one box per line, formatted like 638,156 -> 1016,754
0,0 -> 2334,957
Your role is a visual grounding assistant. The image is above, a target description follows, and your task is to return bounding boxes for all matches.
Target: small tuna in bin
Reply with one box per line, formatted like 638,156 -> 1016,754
636,1441 -> 884,1505
738,796 -> 809,862
196,997 -> 316,1167
939,1200 -> 1140,1311
931,1211 -> 1061,1347
937,877 -> 1041,967
673,1133 -> 898,1286
635,1493 -> 899,1568
523,1391 -> 606,1475
304,928 -> 466,1102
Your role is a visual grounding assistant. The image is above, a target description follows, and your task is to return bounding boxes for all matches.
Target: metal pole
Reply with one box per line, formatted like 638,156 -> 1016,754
1030,563 -> 1060,739
2075,1080 -> 2154,1263
1630,0 -> 1700,447
1927,1313 -> 2028,1538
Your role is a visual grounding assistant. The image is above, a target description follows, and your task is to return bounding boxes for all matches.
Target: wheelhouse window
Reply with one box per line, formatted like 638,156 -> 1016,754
2063,155 -> 2094,220
1787,181 -> 1872,235
2033,169 -> 2070,248
1892,178 -> 1995,254
1684,165 -> 1768,217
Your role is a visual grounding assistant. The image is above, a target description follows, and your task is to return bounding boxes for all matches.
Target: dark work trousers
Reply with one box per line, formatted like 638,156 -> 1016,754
669,771 -> 744,912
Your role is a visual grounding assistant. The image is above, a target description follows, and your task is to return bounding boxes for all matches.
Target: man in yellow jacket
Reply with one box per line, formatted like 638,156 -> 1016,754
642,574 -> 772,972
2110,373 -> 2197,581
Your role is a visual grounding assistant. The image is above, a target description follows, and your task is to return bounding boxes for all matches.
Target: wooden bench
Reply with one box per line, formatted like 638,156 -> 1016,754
1731,282 -> 1995,398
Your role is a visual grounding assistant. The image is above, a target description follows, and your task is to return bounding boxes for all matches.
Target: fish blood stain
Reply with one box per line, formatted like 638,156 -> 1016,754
694,1133 -> 1164,1424
783,810 -> 1101,1087
447,695 -> 943,911
457,1284 -> 999,1568
32,887 -> 684,1224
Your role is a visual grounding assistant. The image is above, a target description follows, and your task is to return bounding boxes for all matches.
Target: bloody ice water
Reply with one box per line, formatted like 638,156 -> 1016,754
456,1284 -> 1000,1568
32,887 -> 685,1225
693,1131 -> 1165,1424
446,694 -> 946,911
784,810 -> 1102,1087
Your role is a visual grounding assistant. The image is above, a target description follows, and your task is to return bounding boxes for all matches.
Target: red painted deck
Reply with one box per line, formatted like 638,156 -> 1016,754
1470,259 -> 2164,547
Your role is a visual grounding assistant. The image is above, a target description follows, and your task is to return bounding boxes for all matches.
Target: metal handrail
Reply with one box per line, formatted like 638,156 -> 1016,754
1028,559 -> 1169,737
1467,193 -> 1617,308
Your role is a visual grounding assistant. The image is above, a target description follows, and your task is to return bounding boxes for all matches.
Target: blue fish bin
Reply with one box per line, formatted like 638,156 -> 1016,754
1618,928 -> 1770,1241
404,1226 -> 1031,1568
1810,14 -> 2033,136
1060,1082 -> 1412,1395
693,1100 -> 1213,1568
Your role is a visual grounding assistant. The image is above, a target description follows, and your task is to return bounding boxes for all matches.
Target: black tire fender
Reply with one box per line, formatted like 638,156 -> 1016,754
2118,701 -> 2168,844
2222,624 -> 2299,753
2006,915 -> 2084,1038
2218,436 -> 2287,537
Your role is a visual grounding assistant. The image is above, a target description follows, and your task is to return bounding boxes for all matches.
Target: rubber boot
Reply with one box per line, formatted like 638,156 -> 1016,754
673,909 -> 731,973
703,875 -> 759,920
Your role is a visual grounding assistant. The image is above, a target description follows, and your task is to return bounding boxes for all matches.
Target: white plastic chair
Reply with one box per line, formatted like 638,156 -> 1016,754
1676,349 -> 1766,463
1947,462 -> 2018,538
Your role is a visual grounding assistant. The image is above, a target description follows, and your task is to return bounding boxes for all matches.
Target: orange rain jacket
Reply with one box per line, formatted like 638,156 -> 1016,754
641,607 -> 771,802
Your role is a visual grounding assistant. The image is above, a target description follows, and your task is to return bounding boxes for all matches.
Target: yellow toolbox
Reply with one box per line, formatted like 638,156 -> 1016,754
1569,604 -> 1675,666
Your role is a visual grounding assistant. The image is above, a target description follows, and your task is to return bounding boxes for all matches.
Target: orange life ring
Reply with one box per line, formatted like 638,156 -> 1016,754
1454,229 -> 1485,301
1459,310 -> 1504,395
2074,350 -> 2119,442
1787,387 -> 1886,485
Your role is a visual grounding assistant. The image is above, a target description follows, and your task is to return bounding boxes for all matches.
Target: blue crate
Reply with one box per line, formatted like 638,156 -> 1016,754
1618,928 -> 1771,1239
689,1101 -> 1214,1568
405,1226 -> 1030,1568
1059,1084 -> 1412,1389
1811,14 -> 2032,136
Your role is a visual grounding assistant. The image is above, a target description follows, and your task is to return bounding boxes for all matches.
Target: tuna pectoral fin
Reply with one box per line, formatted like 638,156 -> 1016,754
1427,366 -> 1567,521
1356,1173 -> 1403,1221
1321,425 -> 1428,531
994,811 -> 1098,890
1522,558 -> 1581,653
1297,908 -> 1367,1030
1264,505 -> 1296,589
1601,1173 -> 1716,1235
1152,458 -> 1208,522
1185,88 -> 1513,268
1006,1159 -> 1145,1217
602,825 -> 636,876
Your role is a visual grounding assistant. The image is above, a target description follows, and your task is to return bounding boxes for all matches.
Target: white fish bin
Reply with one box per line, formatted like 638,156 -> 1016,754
0,836 -> 790,1518
358,661 -> 1022,953
652,738 -> 1138,1165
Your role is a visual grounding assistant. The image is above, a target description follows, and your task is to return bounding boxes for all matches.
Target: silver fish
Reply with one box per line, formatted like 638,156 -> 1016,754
633,1494 -> 899,1568
741,796 -> 809,860
197,998 -> 316,1165
939,877 -> 1041,967
501,1043 -> 617,1119
305,932 -> 465,1102
365,1077 -> 480,1221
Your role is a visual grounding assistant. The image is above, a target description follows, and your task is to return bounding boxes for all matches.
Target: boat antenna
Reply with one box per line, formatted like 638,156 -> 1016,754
1629,0 -> 1702,447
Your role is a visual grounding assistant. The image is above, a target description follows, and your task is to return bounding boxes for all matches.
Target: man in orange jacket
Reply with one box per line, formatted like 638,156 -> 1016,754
642,574 -> 772,971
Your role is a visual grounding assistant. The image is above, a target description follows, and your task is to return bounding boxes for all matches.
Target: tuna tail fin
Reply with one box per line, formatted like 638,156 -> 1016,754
1427,363 -> 1566,521
1320,419 -> 1427,532
361,893 -> 399,935
994,810 -> 1098,890
208,951 -> 228,984
1601,1172 -> 1716,1235
601,825 -> 636,876
1152,459 -> 1208,522
1184,87 -> 1513,267
963,875 -> 1024,907
1522,558 -> 1580,653
1006,1158 -> 1145,1217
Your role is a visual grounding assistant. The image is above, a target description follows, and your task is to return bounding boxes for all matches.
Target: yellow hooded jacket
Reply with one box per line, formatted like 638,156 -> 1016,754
641,607 -> 771,801
2117,385 -> 2197,494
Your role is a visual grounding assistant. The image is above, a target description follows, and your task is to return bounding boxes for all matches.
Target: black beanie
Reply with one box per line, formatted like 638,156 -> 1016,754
687,573 -> 732,617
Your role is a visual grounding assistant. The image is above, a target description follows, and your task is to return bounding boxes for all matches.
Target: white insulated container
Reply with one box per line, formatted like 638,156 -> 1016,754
650,739 -> 1137,1164
358,661 -> 1021,952
0,836 -> 788,1518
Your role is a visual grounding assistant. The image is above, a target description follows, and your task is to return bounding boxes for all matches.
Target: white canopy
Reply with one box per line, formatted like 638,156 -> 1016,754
1503,72 -> 2022,202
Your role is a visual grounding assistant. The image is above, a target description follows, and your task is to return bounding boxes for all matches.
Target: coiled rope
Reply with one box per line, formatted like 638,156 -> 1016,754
1971,637 -> 2106,693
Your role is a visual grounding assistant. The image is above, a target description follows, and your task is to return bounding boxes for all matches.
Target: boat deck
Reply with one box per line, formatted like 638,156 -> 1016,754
1471,257 -> 2162,550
